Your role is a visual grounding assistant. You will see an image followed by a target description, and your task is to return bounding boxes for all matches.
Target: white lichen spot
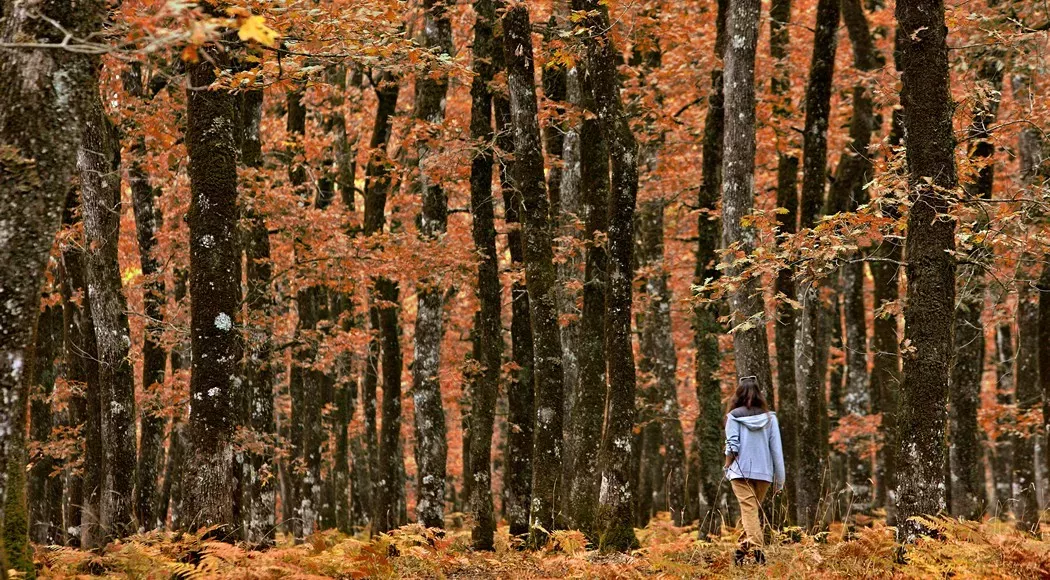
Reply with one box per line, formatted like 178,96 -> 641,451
208,387 -> 220,397
538,406 -> 555,424
201,234 -> 215,248
214,312 -> 232,332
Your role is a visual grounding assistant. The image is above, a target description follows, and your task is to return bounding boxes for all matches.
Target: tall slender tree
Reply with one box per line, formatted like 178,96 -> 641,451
769,0 -> 800,523
893,0 -> 959,542
722,0 -> 774,403
793,0 -> 839,529
949,23 -> 1005,520
362,70 -> 404,533
28,302 -> 62,545
412,0 -> 454,529
502,3 -> 566,547
690,0 -> 730,534
79,83 -> 137,542
466,0 -> 504,550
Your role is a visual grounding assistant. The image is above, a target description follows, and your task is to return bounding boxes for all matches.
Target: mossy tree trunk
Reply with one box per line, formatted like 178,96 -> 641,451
182,52 -> 244,536
502,4 -> 567,547
893,0 -> 959,542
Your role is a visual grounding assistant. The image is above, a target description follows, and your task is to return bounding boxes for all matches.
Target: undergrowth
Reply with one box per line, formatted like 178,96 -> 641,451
31,514 -> 1050,578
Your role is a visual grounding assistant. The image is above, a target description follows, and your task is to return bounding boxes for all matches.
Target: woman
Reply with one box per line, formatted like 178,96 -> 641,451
724,375 -> 785,565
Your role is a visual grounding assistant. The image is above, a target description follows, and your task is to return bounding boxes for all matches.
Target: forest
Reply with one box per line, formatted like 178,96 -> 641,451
0,0 -> 1049,576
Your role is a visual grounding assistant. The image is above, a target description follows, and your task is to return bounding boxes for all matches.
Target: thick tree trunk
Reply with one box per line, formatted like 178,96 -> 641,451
125,65 -> 169,533
721,0 -> 774,399
949,43 -> 1004,521
769,0 -> 800,525
467,0 -> 504,550
182,54 -> 243,535
28,304 -> 62,545
79,88 -> 137,542
502,4 -> 567,547
564,37 -> 609,538
793,0 -> 839,530
362,72 -> 405,534
0,0 -> 101,564
573,0 -> 640,551
689,0 -> 728,533
894,0 -> 958,542
411,0 -> 453,529
1039,263 -> 1050,506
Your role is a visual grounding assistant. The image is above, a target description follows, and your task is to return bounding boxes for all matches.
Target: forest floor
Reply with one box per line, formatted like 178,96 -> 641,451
34,514 -> 1050,579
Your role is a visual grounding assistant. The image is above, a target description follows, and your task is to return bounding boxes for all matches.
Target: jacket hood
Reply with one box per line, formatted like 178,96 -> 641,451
729,411 -> 772,431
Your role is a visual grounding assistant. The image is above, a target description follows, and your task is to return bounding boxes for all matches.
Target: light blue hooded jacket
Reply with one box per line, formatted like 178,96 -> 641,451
724,407 -> 786,489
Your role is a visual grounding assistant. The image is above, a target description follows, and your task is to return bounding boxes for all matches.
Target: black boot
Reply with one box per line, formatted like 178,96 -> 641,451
753,549 -> 766,565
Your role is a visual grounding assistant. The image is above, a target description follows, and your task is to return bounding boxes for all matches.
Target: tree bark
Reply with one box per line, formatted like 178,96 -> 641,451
467,0 -> 504,550
57,195 -> 103,548
565,61 -> 609,537
411,0 -> 453,529
1014,280 -> 1040,533
949,40 -> 1004,521
894,0 -> 958,541
28,304 -> 62,545
362,71 -> 405,534
793,0 -> 839,530
769,0 -> 800,525
722,0 -> 774,400
123,65 -> 169,533
636,202 -> 687,525
239,89 -> 277,546
689,0 -> 730,534
0,0 -> 102,563
79,87 -> 137,542
182,53 -> 243,535
502,4 -> 566,547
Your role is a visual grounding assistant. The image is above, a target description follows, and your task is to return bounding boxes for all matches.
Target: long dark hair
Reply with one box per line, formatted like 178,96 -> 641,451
730,376 -> 767,411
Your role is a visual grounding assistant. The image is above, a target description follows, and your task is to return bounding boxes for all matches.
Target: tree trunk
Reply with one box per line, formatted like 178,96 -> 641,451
949,41 -> 1004,521
467,0 -> 504,550
793,0 -> 839,530
411,0 -> 453,529
870,106 -> 904,513
0,0 -> 102,564
502,4 -> 567,547
689,0 -> 728,533
239,89 -> 277,546
362,71 -> 405,534
124,65 -> 169,533
893,0 -> 958,541
28,304 -> 62,545
721,0 -> 774,400
564,34 -> 610,538
1039,262 -> 1050,508
769,0 -> 799,525
360,74 -> 399,531
989,323 -> 1013,517
637,202 -> 687,525
57,195 -> 103,548
1014,280 -> 1040,532
182,53 -> 243,535
79,88 -> 137,542
573,0 -> 640,551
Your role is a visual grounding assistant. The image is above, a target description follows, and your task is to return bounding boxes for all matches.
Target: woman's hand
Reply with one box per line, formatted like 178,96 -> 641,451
724,453 -> 736,469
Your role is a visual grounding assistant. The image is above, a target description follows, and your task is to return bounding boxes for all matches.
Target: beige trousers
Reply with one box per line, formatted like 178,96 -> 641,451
731,478 -> 770,548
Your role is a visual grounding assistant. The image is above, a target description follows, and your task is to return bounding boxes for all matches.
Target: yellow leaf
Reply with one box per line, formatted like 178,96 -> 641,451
238,15 -> 279,47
